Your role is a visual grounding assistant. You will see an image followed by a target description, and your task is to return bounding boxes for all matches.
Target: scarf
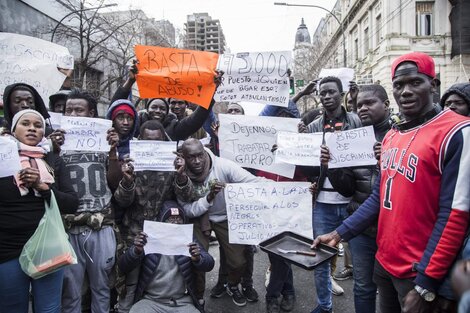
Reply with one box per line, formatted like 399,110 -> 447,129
14,137 -> 54,196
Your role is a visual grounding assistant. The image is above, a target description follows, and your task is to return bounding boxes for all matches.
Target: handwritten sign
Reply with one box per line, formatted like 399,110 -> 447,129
215,51 -> 291,107
0,33 -> 73,106
318,68 -> 355,92
275,131 -> 323,166
135,45 -> 218,109
143,221 -> 193,256
325,126 -> 377,168
218,114 -> 299,178
0,33 -> 74,69
0,137 -> 21,178
225,182 -> 312,244
61,117 -> 112,152
129,140 -> 176,171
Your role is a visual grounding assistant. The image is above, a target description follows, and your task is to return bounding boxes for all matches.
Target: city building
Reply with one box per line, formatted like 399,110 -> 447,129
184,13 -> 226,54
293,18 -> 319,114
307,0 -> 470,111
0,0 -> 175,115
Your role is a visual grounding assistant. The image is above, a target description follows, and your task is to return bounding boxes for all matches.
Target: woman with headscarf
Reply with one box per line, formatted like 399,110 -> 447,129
0,109 -> 79,313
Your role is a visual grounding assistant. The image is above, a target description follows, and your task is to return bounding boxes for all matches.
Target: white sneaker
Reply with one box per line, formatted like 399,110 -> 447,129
338,243 -> 344,257
331,276 -> 344,296
265,266 -> 271,288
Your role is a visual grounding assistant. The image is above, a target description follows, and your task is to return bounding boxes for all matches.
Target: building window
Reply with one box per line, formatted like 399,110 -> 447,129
416,2 -> 434,36
364,27 -> 369,55
376,15 -> 382,46
354,38 -> 359,60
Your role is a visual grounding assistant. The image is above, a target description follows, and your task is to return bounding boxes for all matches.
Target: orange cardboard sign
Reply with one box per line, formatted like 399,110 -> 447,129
135,45 -> 219,109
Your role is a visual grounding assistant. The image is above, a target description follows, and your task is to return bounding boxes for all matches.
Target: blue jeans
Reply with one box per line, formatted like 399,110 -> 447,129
266,253 -> 295,300
349,234 -> 378,313
312,202 -> 348,311
0,258 -> 64,313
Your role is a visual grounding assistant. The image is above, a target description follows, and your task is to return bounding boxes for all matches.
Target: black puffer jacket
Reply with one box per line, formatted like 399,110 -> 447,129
327,115 -> 391,237
300,107 -> 362,185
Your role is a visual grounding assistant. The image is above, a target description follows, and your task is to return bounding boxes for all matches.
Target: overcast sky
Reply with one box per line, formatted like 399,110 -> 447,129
111,0 -> 337,115
113,0 -> 337,53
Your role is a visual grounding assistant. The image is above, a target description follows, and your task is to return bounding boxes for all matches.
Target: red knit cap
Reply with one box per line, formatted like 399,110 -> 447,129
111,104 -> 135,120
391,52 -> 436,79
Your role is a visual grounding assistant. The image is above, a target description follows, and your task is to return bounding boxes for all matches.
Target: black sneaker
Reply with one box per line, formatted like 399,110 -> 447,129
280,294 -> 295,312
333,267 -> 353,281
210,281 -> 227,298
226,284 -> 247,307
266,297 -> 280,313
242,285 -> 259,302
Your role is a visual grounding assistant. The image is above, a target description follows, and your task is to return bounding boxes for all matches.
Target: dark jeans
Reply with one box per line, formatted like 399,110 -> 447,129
266,254 -> 295,300
218,244 -> 255,288
349,234 -> 378,313
373,260 -> 415,313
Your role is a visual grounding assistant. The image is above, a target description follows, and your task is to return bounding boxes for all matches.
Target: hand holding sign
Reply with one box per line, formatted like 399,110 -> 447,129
134,45 -> 219,109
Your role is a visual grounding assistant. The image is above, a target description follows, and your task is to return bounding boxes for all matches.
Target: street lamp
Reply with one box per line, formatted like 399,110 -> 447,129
51,3 -> 117,42
274,2 -> 347,67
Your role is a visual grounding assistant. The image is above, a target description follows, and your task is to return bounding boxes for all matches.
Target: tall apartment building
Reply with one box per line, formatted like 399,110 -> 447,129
185,13 -> 226,54
308,0 -> 470,111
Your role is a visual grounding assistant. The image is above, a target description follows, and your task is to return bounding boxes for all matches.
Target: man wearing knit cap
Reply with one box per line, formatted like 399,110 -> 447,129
106,99 -> 139,160
313,52 -> 470,313
440,83 -> 470,117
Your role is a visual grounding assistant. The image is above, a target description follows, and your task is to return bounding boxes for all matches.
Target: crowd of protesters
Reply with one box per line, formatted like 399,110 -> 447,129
0,50 -> 469,313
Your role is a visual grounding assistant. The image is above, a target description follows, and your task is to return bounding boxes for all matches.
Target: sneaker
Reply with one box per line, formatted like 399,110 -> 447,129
265,266 -> 271,288
226,284 -> 247,307
333,267 -> 353,281
266,297 -> 280,313
210,281 -> 227,298
280,294 -> 295,312
310,305 -> 333,313
331,276 -> 344,296
209,235 -> 218,246
242,285 -> 259,302
338,243 -> 344,256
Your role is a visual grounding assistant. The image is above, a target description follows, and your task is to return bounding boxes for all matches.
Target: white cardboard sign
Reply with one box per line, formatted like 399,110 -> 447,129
275,131 -> 323,166
225,182 -> 312,244
215,51 -> 292,107
129,140 -> 177,171
0,33 -> 74,106
61,117 -> 112,152
325,126 -> 377,168
218,114 -> 298,178
143,221 -> 193,256
0,137 -> 22,178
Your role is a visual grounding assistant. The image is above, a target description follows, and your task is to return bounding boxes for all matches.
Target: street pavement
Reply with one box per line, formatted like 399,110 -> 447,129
204,242 -> 356,313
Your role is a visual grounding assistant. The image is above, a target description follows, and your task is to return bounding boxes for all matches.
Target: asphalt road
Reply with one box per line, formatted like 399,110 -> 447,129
204,242 -> 356,313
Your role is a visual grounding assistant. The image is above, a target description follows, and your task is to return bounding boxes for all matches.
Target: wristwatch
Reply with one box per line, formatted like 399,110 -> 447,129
414,285 -> 436,302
